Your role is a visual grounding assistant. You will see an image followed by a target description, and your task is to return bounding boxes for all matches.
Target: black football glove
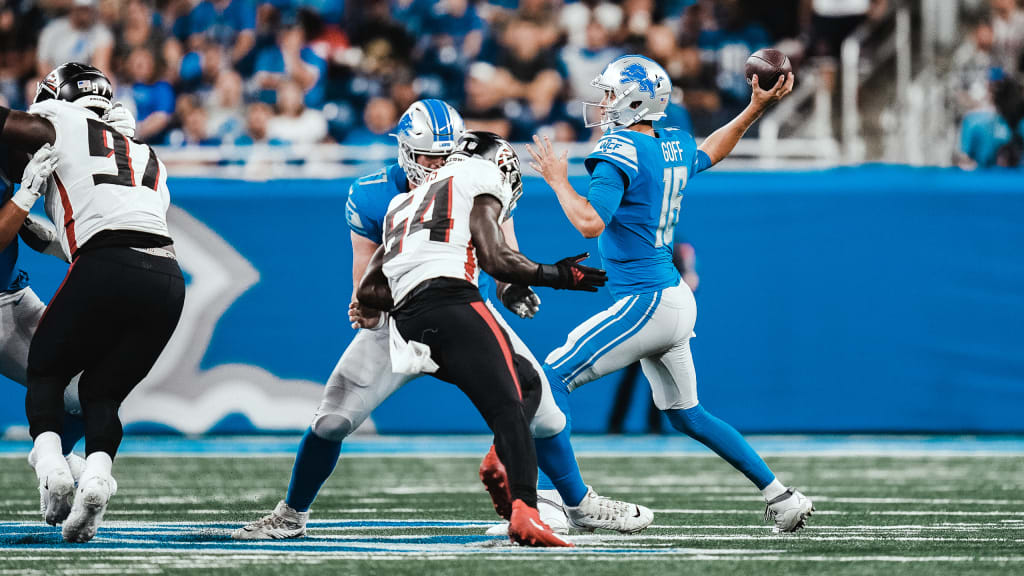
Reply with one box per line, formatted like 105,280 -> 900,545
501,284 -> 541,319
535,252 -> 607,292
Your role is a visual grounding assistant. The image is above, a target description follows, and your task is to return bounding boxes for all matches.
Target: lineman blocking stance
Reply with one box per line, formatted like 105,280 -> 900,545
355,131 -> 609,546
234,101 -> 652,541
0,103 -> 138,481
527,55 -> 815,533
0,63 -> 185,543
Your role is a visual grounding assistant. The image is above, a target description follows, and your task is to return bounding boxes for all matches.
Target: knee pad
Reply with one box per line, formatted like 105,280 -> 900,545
310,412 -> 356,443
530,408 -> 565,439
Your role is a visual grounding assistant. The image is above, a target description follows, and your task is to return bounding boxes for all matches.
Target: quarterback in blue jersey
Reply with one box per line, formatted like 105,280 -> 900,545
528,55 -> 815,533
234,100 -> 650,539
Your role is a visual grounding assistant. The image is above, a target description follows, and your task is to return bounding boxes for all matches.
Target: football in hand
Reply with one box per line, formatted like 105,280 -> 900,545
745,49 -> 792,91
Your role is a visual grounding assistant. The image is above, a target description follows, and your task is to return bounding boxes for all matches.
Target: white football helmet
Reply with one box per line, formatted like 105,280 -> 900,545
392,99 -> 466,187
583,55 -> 672,129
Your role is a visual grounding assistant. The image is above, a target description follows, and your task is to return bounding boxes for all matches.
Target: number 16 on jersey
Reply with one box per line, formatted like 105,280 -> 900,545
655,166 -> 687,248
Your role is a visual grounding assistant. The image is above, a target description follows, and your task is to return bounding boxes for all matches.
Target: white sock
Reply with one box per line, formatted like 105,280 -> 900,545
761,479 -> 788,501
80,452 -> 113,486
30,432 -> 67,479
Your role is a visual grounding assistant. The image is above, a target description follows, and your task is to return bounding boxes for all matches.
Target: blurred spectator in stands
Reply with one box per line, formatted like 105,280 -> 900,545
170,98 -> 222,146
124,47 -> 175,144
560,12 -> 624,102
693,0 -> 770,132
254,17 -> 327,108
116,0 -> 180,83
343,0 -> 415,104
991,0 -> 1024,76
622,0 -> 657,51
37,0 -> 113,77
267,79 -> 328,144
950,19 -> 997,118
179,39 -> 224,97
516,0 -> 561,47
206,70 -> 246,142
419,0 -> 486,63
343,96 -> 397,145
463,62 -> 512,137
958,75 -> 1024,169
186,0 -> 257,69
495,18 -> 564,136
234,101 -> 286,145
803,0 -> 888,59
644,24 -> 695,134
0,1 -> 43,109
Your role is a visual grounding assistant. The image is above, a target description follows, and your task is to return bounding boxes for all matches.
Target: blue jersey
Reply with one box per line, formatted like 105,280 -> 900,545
584,127 -> 705,300
0,143 -> 29,292
344,163 -> 500,301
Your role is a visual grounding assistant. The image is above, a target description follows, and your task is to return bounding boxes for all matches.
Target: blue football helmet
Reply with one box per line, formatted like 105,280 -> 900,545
392,99 -> 466,187
583,55 -> 672,129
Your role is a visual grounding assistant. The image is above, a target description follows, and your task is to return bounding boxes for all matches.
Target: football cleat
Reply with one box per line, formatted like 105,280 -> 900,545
479,445 -> 512,521
65,453 -> 87,484
565,486 -> 653,534
765,488 -> 814,533
29,448 -> 75,526
537,489 -> 570,534
232,500 -> 309,540
61,474 -> 116,542
507,499 -> 573,547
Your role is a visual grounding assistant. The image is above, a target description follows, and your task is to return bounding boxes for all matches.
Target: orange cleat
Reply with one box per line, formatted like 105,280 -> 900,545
508,499 -> 573,547
479,445 -> 512,521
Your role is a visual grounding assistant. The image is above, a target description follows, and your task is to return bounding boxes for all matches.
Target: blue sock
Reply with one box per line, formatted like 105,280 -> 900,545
534,365 -> 588,507
285,428 -> 342,512
667,405 -> 775,489
60,413 -> 85,456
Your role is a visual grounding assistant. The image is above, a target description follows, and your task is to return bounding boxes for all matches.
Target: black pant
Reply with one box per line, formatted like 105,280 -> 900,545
26,242 -> 186,457
394,279 -> 541,508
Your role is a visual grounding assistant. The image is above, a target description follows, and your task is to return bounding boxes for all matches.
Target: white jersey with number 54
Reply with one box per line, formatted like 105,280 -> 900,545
29,99 -> 171,260
381,156 -> 512,305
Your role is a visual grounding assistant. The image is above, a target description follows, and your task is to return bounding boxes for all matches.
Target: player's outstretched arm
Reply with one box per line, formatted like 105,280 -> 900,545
527,135 -> 606,238
698,72 -> 794,167
0,107 -> 56,153
355,244 -> 394,316
470,195 -> 607,292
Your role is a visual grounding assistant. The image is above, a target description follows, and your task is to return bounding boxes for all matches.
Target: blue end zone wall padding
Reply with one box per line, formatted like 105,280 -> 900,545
1,166 -> 1021,434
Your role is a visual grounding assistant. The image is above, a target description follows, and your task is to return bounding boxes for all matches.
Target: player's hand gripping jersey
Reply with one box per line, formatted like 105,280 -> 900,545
28,99 -> 170,259
381,157 -> 511,306
584,127 -> 706,299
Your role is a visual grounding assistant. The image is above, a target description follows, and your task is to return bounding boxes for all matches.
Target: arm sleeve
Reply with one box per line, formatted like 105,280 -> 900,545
692,150 -> 712,176
345,185 -> 382,243
587,160 -> 627,225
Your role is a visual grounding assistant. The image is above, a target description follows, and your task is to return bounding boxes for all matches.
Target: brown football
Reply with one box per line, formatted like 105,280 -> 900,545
745,49 -> 792,91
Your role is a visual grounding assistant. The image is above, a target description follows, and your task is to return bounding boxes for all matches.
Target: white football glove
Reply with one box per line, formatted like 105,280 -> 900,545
103,102 -> 137,139
13,144 -> 57,212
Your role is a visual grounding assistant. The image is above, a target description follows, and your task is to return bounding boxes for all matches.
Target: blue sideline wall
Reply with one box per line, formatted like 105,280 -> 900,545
0,166 -> 1021,434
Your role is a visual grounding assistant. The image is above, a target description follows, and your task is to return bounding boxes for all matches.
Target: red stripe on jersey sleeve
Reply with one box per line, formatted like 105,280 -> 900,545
54,173 -> 77,255
464,243 -> 476,282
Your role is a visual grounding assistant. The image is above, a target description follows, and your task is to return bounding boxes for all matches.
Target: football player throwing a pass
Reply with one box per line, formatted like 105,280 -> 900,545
527,55 -> 815,533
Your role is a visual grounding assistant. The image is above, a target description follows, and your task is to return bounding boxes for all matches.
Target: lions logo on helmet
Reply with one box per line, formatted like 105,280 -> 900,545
583,55 -> 672,129
391,99 -> 466,188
